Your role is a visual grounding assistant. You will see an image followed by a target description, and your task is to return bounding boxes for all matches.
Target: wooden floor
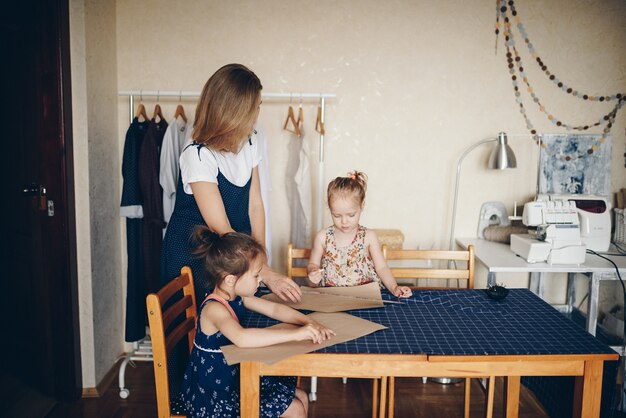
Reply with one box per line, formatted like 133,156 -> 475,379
44,362 -> 551,418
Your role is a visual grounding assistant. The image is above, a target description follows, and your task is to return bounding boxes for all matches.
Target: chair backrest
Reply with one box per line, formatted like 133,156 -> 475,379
287,243 -> 311,280
146,266 -> 197,418
382,244 -> 475,289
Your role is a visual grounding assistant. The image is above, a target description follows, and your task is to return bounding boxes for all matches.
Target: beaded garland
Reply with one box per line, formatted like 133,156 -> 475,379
495,0 -> 626,161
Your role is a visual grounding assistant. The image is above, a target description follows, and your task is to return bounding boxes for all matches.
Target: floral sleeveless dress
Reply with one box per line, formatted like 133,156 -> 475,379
320,225 -> 381,287
181,295 -> 297,417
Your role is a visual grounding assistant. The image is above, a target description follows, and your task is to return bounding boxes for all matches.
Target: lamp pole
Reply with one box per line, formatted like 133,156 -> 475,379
448,132 -> 515,251
448,138 -> 497,251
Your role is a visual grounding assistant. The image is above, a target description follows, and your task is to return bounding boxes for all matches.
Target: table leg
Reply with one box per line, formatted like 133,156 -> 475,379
587,273 -> 600,336
573,360 -> 604,418
240,361 -> 260,418
503,376 -> 520,418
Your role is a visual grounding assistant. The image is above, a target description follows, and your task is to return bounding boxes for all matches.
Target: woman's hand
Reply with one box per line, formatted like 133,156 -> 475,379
262,267 -> 302,303
393,285 -> 413,298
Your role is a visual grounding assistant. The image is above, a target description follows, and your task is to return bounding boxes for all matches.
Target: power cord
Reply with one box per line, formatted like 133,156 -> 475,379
586,246 -> 626,412
586,248 -> 625,335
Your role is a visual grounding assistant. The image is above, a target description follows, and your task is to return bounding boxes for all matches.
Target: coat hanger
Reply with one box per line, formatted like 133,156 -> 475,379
135,90 -> 149,121
136,103 -> 149,121
296,94 -> 304,134
174,91 -> 187,123
315,104 -> 325,135
152,90 -> 164,122
283,94 -> 301,137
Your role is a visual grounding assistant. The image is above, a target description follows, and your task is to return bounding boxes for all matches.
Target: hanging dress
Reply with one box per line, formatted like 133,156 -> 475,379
181,295 -> 296,417
120,117 -> 150,342
320,225 -> 381,287
138,117 -> 168,295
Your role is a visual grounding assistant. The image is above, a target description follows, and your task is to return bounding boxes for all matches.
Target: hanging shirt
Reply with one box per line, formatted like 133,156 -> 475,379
160,117 -> 193,228
285,125 -> 311,249
120,117 -> 150,218
255,125 -> 273,264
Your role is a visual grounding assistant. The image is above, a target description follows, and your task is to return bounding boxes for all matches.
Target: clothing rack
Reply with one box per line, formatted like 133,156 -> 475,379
119,89 -> 335,231
117,89 -> 335,398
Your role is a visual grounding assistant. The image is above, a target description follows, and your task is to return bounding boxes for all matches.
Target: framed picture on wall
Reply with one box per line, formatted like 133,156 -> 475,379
538,133 -> 611,196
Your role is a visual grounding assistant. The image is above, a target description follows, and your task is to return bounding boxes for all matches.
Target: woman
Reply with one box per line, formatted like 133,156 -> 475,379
160,63 -> 301,303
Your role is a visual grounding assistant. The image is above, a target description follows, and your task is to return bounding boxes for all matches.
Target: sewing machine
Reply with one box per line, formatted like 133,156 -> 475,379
540,194 -> 611,252
510,198 -> 587,264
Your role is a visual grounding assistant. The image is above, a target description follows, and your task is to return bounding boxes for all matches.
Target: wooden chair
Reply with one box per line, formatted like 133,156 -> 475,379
287,243 -> 386,418
382,245 -> 475,289
382,245 -> 494,418
286,243 -> 311,283
146,266 -> 197,418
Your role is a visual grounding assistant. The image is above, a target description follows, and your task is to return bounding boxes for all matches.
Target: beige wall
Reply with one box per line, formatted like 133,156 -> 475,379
73,0 -> 626,386
71,0 -> 121,388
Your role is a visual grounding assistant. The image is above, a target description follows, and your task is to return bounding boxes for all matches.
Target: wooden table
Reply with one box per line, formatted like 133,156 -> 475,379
240,289 -> 618,417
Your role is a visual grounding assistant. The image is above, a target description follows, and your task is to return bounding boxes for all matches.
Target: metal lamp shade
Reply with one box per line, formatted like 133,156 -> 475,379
488,132 -> 517,170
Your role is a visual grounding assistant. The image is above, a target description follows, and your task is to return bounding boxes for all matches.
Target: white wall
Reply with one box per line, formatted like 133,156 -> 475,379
73,0 -> 626,386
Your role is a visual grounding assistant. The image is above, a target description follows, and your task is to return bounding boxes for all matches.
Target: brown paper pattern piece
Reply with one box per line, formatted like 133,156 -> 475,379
220,311 -> 387,365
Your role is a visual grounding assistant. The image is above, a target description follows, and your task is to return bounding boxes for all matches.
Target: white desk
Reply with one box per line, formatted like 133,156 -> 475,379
457,238 -> 626,345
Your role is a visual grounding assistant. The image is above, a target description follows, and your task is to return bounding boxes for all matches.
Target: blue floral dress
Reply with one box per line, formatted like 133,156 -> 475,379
181,295 -> 297,417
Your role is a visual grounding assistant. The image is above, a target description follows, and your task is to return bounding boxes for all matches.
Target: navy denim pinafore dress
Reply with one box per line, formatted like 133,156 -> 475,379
160,142 -> 252,301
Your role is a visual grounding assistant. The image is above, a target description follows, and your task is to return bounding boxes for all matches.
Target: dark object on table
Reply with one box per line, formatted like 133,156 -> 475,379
485,284 -> 509,301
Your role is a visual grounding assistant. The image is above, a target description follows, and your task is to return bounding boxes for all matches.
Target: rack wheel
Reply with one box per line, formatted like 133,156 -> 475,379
119,388 -> 130,399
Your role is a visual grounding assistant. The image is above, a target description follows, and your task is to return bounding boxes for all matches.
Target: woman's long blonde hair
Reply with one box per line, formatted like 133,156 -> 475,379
193,63 -> 262,152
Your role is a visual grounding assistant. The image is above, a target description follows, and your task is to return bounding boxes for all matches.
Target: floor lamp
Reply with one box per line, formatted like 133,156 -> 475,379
448,132 -> 517,251
430,133 -> 517,385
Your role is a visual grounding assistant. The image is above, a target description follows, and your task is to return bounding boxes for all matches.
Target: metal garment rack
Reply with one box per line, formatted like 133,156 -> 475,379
116,89 -> 335,399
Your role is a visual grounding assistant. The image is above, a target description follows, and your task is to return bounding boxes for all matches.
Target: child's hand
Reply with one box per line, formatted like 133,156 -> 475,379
307,267 -> 323,284
307,320 -> 336,342
393,286 -> 413,298
294,322 -> 335,344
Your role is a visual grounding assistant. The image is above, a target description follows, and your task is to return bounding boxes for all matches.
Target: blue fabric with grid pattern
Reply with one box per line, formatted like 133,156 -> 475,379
245,288 -> 614,356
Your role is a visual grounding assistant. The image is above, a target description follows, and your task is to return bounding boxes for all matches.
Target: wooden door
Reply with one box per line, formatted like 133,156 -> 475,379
0,0 -> 81,403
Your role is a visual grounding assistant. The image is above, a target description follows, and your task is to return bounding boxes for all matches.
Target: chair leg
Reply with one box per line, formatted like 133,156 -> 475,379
342,377 -> 348,384
379,376 -> 388,418
371,378 -> 379,418
485,376 -> 495,418
309,376 -> 317,402
463,378 -> 471,418
387,376 -> 394,418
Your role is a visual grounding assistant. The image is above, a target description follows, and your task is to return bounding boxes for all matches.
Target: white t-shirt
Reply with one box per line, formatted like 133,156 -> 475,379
179,132 -> 262,195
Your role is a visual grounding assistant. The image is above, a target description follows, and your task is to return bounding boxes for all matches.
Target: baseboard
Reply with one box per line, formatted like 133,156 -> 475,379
81,357 -> 124,398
